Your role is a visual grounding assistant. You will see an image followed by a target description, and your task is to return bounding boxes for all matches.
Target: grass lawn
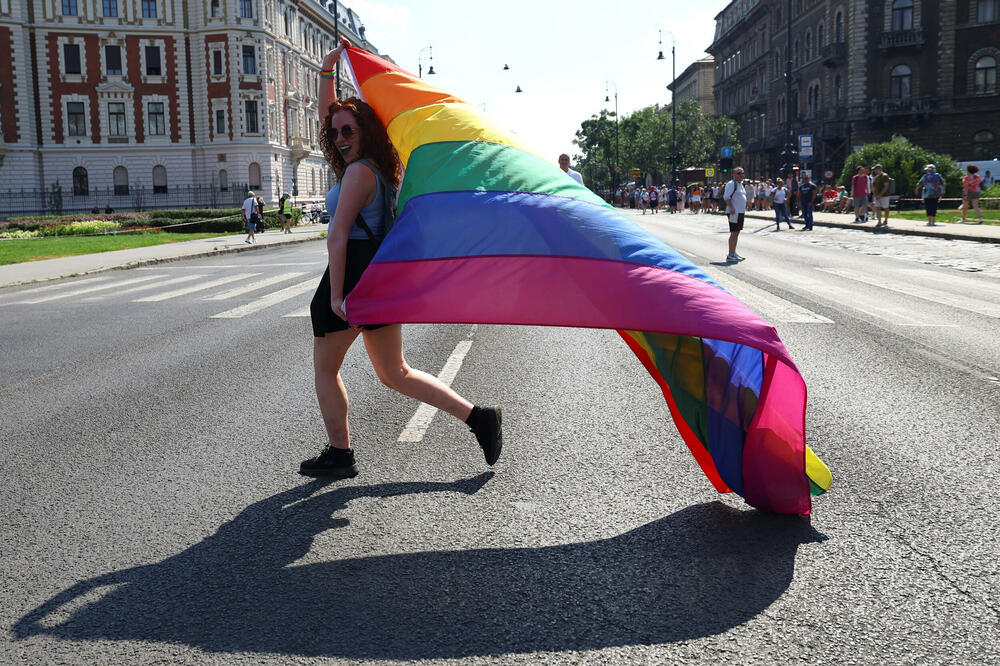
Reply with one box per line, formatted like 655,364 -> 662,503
0,232 -> 240,265
894,208 -> 1000,225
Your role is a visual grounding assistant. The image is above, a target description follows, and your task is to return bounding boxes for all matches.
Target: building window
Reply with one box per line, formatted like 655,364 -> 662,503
242,45 -> 256,74
249,162 -> 261,189
67,102 -> 86,136
102,0 -> 118,17
113,166 -> 129,195
63,44 -> 82,75
212,50 -> 223,75
892,0 -> 914,31
245,100 -> 259,133
72,167 -> 89,196
836,12 -> 845,42
219,169 -> 229,192
145,46 -> 161,76
105,45 -> 122,75
211,0 -> 220,17
239,0 -> 253,18
972,130 -> 995,159
835,74 -> 843,103
62,0 -> 78,15
890,64 -> 912,98
148,102 -> 166,135
108,102 -> 126,136
806,32 -> 812,61
216,109 -> 226,135
152,165 -> 168,194
975,56 -> 997,94
142,0 -> 157,18
979,0 -> 1000,22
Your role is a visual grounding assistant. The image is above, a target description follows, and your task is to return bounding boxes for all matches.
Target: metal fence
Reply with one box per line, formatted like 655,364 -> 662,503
0,183 -> 251,220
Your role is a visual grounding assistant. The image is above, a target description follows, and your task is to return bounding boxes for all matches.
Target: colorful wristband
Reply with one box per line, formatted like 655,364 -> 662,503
320,69 -> 335,78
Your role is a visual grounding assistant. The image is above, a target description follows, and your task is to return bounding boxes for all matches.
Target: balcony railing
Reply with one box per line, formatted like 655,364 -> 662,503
820,42 -> 846,67
870,96 -> 933,117
879,29 -> 926,49
289,136 -> 312,162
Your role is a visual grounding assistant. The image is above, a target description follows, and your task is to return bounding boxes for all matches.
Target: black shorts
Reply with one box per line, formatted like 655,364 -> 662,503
728,213 -> 745,231
310,239 -> 389,337
924,197 -> 939,217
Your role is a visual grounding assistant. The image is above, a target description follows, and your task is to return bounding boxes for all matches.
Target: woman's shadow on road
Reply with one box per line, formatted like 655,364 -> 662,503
13,474 -> 825,660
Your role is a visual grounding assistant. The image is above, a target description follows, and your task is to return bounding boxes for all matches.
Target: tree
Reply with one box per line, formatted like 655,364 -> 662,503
840,135 -> 962,197
573,109 -> 617,193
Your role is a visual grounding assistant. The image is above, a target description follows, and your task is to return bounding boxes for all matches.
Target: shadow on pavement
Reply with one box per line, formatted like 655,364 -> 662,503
13,474 -> 825,659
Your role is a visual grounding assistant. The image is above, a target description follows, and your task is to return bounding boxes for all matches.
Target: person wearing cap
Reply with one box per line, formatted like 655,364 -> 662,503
241,190 -> 258,244
871,164 -> 892,230
914,164 -> 945,226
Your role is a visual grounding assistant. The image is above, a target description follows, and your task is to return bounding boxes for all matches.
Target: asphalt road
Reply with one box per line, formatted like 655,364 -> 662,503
1,213 -> 998,664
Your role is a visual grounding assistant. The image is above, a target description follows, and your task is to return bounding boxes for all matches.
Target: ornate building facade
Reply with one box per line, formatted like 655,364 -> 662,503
668,55 -> 716,116
0,0 -> 378,210
708,0 -> 1000,180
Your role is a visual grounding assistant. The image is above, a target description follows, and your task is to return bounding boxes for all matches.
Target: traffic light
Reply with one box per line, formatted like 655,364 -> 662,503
720,157 -> 733,175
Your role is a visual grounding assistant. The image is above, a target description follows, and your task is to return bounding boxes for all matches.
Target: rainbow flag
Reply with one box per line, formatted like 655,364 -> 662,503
339,46 -> 832,514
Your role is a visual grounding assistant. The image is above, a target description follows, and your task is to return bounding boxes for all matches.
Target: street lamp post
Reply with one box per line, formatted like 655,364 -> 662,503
658,30 -> 678,186
418,45 -> 435,79
782,0 -> 797,178
605,81 -> 619,189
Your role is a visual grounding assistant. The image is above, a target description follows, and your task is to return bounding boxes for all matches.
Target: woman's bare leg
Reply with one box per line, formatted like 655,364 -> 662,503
314,328 -> 362,449
362,324 -> 473,421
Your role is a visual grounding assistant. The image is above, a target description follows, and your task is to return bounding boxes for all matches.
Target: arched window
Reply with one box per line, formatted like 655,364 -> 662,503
836,12 -> 844,42
972,130 -> 995,159
152,165 -> 168,194
248,161 -> 261,188
72,166 -> 89,196
806,31 -> 812,60
113,166 -> 129,195
975,56 -> 997,94
218,168 -> 229,192
818,23 -> 825,48
890,64 -> 912,98
892,0 -> 914,32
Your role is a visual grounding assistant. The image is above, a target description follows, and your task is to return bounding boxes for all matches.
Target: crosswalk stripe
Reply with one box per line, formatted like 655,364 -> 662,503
399,340 -> 474,442
283,306 -> 311,318
702,267 -> 833,324
210,278 -> 317,318
818,268 -> 1000,318
133,273 -> 259,302
14,274 -> 162,304
204,272 -> 307,300
0,276 -> 109,301
110,274 -> 205,297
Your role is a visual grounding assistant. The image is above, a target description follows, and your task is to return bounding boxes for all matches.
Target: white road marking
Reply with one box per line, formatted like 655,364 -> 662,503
702,267 -> 833,324
204,272 -> 307,300
133,273 -> 259,302
13,274 -> 162,304
399,340 -> 474,443
283,306 -> 311,317
210,278 -> 316,318
818,268 -> 1000,318
0,277 -> 109,301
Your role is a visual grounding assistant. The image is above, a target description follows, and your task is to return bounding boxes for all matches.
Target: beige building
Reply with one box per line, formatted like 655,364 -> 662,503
668,55 -> 716,115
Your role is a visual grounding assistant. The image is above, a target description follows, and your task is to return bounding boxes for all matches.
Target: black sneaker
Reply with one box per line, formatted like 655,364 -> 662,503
468,406 -> 503,466
299,445 -> 358,478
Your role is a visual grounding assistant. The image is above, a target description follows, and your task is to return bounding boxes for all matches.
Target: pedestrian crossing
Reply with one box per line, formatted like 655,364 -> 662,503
2,261 -> 995,329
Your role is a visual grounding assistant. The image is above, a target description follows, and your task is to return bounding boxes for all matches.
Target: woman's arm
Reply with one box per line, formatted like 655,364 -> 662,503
318,40 -> 349,125
326,162 -> 376,320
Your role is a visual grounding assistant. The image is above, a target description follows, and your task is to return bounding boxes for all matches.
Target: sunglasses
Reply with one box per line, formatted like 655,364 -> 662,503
330,123 -> 359,140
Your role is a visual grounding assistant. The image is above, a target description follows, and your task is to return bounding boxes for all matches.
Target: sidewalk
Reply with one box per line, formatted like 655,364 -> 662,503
0,223 -> 328,288
742,208 -> 1000,242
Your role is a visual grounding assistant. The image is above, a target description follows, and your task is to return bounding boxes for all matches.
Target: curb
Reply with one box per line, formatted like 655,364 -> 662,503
0,230 -> 326,289
742,213 -> 999,243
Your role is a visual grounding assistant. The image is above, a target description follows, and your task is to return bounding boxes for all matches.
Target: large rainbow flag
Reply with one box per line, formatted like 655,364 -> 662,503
339,46 -> 832,514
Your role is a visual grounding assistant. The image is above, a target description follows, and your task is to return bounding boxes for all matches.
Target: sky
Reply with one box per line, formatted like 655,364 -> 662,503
341,0 -> 730,165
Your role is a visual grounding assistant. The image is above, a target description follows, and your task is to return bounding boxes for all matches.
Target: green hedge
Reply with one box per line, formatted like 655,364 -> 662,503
2,207 -> 305,235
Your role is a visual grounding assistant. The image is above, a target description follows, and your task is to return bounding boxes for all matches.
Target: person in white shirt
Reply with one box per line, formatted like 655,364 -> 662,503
771,181 -> 793,230
723,167 -> 748,262
558,154 -> 585,186
241,191 -> 258,244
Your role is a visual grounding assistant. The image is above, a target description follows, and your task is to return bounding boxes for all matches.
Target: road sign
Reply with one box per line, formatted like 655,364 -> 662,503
824,169 -> 834,180
705,168 -> 715,177
721,146 -> 734,158
798,134 -> 814,159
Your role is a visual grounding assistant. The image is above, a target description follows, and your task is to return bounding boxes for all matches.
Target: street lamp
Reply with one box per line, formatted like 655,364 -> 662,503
605,81 -> 620,188
658,29 -> 678,187
781,0 -> 797,178
418,45 -> 435,78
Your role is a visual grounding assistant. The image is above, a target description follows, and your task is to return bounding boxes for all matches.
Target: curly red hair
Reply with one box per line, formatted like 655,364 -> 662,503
319,98 -> 401,190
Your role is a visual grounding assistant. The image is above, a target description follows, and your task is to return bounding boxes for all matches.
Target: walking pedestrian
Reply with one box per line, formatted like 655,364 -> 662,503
723,167 -> 748,262
870,165 -> 892,229
797,172 -> 818,230
788,170 -> 800,218
914,164 -> 945,226
667,184 -> 678,213
649,186 -> 658,214
771,180 -> 793,230
300,42 -> 502,478
961,164 -> 985,224
241,190 -> 258,244
255,196 -> 267,233
851,166 -> 870,223
279,192 -> 294,233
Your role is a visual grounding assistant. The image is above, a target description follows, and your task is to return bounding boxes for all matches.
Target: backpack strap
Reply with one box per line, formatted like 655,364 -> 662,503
351,159 -> 396,244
